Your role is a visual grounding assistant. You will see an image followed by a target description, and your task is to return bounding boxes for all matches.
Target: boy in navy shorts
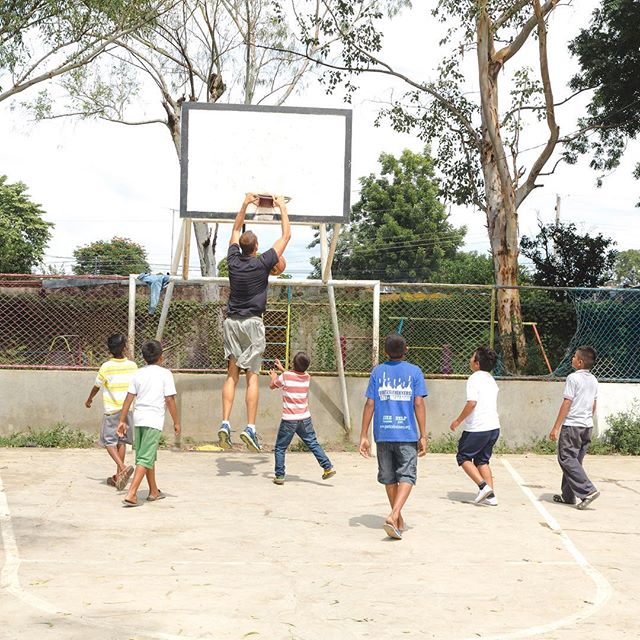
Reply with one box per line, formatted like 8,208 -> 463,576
359,333 -> 427,540
450,347 -> 500,506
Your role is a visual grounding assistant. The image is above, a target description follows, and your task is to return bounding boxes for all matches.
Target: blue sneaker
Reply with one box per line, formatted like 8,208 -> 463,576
218,424 -> 232,449
240,427 -> 262,452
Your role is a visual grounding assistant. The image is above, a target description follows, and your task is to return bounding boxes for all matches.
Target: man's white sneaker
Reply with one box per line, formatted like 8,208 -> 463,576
473,484 -> 494,504
481,495 -> 498,506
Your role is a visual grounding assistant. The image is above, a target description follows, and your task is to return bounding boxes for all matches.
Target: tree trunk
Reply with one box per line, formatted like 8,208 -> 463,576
483,155 -> 527,373
477,5 -> 527,373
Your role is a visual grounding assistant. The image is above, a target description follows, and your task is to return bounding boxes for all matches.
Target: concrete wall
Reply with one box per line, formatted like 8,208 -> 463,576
1,370 -> 638,445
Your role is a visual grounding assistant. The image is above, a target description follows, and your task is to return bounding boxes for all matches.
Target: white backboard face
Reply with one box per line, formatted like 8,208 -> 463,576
180,104 -> 352,223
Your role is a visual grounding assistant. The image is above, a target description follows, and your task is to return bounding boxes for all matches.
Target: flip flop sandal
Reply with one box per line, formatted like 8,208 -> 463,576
553,494 -> 575,505
107,475 -> 117,487
115,465 -> 135,491
146,492 -> 166,502
122,499 -> 142,508
383,522 -> 403,540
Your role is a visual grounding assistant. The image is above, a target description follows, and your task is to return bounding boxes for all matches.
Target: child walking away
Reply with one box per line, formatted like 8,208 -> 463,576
549,345 -> 600,510
450,347 -> 501,507
359,333 -> 427,540
85,334 -> 137,490
269,354 -> 335,485
117,340 -> 181,507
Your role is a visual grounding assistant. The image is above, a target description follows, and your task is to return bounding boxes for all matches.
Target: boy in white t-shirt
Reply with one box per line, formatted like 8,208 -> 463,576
450,347 -> 500,506
549,345 -> 600,510
117,340 -> 181,507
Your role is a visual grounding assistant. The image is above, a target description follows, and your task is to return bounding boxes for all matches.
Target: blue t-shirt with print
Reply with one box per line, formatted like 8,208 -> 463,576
365,360 -> 427,442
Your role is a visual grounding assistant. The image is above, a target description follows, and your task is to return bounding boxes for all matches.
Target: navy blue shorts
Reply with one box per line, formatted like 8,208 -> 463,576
377,441 -> 418,485
456,429 -> 500,466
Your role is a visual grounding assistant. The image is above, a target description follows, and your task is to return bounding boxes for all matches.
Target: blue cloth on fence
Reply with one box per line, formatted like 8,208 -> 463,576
137,274 -> 170,314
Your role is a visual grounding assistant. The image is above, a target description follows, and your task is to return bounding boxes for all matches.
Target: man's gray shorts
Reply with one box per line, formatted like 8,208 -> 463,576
223,315 -> 266,374
376,441 -> 418,485
99,412 -> 133,447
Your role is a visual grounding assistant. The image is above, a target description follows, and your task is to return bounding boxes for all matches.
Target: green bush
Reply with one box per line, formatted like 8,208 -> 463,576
0,423 -> 95,448
603,402 -> 640,454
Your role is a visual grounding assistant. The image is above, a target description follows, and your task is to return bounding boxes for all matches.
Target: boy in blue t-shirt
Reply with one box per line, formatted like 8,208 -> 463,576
359,333 -> 427,540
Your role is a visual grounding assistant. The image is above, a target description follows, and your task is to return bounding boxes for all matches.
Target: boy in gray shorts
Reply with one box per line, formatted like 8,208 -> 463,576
359,333 -> 427,540
85,334 -> 137,490
217,193 -> 291,453
549,345 -> 600,509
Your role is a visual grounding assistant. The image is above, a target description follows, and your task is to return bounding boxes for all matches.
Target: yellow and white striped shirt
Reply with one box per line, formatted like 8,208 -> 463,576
95,358 -> 138,414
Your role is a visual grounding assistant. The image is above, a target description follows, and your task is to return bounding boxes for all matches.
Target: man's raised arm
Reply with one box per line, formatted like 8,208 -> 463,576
230,193 -> 259,246
271,195 -> 291,257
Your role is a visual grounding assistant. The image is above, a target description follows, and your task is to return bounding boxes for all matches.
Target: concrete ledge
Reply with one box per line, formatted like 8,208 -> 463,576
0,370 -> 638,445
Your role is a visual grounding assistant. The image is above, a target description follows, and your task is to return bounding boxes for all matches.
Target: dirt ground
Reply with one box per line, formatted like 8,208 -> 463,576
1,449 -> 638,640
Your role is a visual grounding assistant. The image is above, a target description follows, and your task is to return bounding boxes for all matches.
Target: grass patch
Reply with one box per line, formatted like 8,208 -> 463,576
0,422 -> 95,448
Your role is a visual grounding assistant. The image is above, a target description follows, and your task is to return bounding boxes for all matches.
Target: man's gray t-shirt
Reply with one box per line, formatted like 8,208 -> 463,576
563,369 -> 598,428
227,244 -> 278,317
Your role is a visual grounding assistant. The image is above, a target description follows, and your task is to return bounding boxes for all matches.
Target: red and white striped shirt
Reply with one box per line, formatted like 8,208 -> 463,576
274,370 -> 311,421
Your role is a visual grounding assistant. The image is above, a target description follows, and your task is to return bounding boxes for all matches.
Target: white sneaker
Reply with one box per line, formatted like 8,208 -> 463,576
481,495 -> 498,506
473,484 -> 494,504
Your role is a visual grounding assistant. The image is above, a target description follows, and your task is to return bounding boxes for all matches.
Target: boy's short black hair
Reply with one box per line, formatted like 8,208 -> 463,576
576,345 -> 597,369
473,346 -> 497,372
107,333 -> 126,358
292,351 -> 310,373
141,340 -> 163,365
384,333 -> 407,359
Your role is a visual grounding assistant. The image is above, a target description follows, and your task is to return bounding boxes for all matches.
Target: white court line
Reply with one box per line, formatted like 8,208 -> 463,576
0,472 -> 198,640
459,458 -> 613,640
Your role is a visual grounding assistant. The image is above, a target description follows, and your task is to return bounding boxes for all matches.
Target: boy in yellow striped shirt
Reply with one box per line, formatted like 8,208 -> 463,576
85,334 -> 138,490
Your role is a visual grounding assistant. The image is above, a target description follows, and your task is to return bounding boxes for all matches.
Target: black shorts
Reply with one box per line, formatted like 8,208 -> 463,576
456,429 -> 500,466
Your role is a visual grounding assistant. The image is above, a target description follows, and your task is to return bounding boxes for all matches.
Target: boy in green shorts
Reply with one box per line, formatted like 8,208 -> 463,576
117,340 -> 181,507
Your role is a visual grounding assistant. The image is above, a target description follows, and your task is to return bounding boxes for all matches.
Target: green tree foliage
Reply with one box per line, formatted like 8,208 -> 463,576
436,251 -> 494,285
0,0 -> 167,104
73,236 -> 150,275
520,222 -> 617,290
611,249 -> 640,287
567,0 -> 640,198
0,175 -> 53,272
309,148 -> 465,281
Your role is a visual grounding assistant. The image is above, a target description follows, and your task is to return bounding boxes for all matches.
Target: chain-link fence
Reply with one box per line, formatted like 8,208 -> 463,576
1,275 -> 639,380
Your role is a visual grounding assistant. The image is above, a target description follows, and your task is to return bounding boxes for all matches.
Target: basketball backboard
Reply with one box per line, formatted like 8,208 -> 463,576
180,103 -> 352,223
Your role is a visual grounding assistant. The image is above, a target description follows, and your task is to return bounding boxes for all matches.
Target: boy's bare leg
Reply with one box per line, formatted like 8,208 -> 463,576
460,460 -> 484,485
245,370 -> 259,425
385,483 -> 412,530
222,359 -> 241,421
105,445 -> 127,474
124,466 -> 147,504
145,466 -> 160,499
477,463 -> 493,488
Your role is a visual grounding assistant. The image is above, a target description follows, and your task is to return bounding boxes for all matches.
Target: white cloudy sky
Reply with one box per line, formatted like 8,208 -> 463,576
0,1 -> 638,278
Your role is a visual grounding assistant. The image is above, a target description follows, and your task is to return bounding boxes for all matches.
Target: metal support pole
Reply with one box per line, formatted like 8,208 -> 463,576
372,280 -> 380,366
182,217 -> 192,280
156,219 -> 187,341
322,223 -> 342,283
128,274 -> 137,359
320,224 -> 351,434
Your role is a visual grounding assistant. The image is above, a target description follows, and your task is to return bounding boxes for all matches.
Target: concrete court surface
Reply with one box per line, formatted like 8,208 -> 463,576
0,450 -> 638,640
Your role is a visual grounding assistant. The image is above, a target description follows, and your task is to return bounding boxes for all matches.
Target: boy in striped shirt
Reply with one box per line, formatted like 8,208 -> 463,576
85,334 -> 137,490
269,352 -> 335,485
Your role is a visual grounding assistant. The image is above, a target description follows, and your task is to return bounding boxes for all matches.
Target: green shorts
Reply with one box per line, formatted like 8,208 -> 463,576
134,426 -> 162,469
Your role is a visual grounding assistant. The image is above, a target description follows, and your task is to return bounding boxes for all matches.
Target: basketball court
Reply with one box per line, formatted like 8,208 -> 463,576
1,450 -> 638,639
